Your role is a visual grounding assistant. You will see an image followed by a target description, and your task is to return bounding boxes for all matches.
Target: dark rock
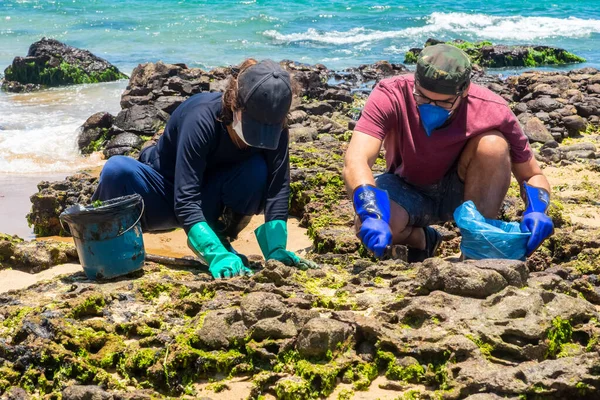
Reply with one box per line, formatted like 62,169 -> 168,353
532,83 -> 561,98
295,318 -> 353,358
288,110 -> 308,124
409,42 -> 585,69
527,97 -> 561,113
2,38 -> 127,91
115,105 -> 165,134
322,89 -> 353,103
557,105 -> 578,117
418,258 -> 509,298
289,127 -> 317,143
113,390 -> 155,400
562,115 -> 588,136
3,387 -> 30,400
463,259 -> 529,287
318,133 -> 337,142
534,111 -> 550,122
559,143 -> 596,153
6,239 -> 78,273
240,292 -> 286,326
196,309 -> 247,349
575,99 -> 600,117
550,128 -> 565,141
77,112 -> 115,154
541,140 -> 559,149
357,341 -> 376,362
62,385 -> 114,400
283,63 -> 326,98
284,308 -> 320,329
521,117 -> 553,143
250,318 -> 297,341
298,101 -> 334,116
103,147 -> 135,159
587,83 -> 600,94
564,150 -> 596,160
27,174 -> 98,236
104,132 -> 143,153
540,147 -> 560,163
512,103 -> 528,115
154,96 -> 186,114
378,380 -> 406,391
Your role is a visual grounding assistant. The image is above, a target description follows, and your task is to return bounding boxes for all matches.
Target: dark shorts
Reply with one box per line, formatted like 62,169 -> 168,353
375,170 -> 465,227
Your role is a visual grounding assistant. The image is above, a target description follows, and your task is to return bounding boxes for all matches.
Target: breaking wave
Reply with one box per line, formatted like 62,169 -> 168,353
263,12 -> 600,45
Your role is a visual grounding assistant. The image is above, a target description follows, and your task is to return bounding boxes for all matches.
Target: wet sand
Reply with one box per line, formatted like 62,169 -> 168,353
0,215 -> 313,294
0,173 -> 68,239
0,263 -> 82,293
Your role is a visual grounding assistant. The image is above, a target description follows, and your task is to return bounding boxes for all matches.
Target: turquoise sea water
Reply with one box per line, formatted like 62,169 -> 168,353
1,0 -> 600,72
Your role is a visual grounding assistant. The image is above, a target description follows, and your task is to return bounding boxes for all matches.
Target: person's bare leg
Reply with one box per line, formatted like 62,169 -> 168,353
458,131 -> 511,219
388,201 -> 426,249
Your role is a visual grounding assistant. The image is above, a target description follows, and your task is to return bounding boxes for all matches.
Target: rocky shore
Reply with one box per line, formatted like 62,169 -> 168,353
1,40 -> 600,399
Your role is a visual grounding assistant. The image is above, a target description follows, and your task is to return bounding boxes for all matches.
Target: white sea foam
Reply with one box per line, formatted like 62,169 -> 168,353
426,12 -> 600,41
0,81 -> 124,174
383,45 -> 409,54
263,12 -> 600,45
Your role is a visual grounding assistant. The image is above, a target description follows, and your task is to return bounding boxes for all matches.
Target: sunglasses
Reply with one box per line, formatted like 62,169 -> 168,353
412,87 -> 463,110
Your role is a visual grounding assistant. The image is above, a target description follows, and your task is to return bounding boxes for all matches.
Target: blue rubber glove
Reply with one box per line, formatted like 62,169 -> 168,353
520,182 -> 554,256
255,220 -> 319,270
187,222 -> 253,279
353,184 -> 393,258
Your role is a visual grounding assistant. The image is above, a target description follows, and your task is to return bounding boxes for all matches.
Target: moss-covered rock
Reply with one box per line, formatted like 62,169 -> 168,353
0,233 -> 78,272
404,39 -> 586,68
1,38 -> 127,92
26,174 -> 98,237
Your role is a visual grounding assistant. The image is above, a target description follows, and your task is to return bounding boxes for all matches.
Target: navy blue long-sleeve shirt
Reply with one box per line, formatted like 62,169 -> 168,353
147,92 -> 290,232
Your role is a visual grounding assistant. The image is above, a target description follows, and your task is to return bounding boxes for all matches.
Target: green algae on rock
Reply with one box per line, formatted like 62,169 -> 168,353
404,39 -> 586,68
2,253 -> 600,398
0,233 -> 78,272
1,38 -> 127,92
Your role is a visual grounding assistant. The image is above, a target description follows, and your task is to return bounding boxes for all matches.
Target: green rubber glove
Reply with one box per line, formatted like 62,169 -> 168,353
254,220 -> 319,270
188,222 -> 253,279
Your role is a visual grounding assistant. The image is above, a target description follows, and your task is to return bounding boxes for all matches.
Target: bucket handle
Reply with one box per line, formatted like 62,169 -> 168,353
60,198 -> 145,240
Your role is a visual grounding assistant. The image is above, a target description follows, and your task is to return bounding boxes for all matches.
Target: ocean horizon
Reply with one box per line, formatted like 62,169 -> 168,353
1,0 -> 599,74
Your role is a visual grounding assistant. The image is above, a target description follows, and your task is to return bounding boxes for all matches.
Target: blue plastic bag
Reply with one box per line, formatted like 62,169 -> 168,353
454,201 -> 531,260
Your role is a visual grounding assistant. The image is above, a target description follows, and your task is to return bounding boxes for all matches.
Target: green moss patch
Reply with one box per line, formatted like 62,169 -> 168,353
5,60 -> 127,87
404,40 -> 585,68
546,316 -> 573,359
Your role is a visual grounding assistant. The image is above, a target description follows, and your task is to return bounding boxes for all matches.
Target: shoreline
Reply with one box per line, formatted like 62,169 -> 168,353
0,165 -> 104,239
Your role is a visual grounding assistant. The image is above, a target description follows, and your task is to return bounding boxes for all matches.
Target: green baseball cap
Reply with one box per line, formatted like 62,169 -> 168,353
415,44 -> 472,95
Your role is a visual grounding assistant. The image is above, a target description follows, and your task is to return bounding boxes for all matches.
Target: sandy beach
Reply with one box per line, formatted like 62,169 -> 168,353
0,215 -> 313,294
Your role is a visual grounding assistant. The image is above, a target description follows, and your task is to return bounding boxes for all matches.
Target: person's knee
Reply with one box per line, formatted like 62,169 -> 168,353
473,131 -> 509,161
99,156 -> 139,184
459,131 -> 509,178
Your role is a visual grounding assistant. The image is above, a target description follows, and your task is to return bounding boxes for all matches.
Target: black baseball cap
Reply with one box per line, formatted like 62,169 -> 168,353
237,59 -> 293,150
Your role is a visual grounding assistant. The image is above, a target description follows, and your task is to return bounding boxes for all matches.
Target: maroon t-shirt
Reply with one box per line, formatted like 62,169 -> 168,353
355,74 -> 532,186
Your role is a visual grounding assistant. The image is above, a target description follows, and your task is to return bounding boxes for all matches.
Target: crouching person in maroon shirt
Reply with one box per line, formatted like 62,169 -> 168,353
343,44 -> 554,262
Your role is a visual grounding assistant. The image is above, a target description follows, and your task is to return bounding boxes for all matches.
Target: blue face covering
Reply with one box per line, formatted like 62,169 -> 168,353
417,103 -> 452,137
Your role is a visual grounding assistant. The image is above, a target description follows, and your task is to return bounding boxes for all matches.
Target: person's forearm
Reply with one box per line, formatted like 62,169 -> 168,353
523,174 -> 551,197
343,162 -> 376,197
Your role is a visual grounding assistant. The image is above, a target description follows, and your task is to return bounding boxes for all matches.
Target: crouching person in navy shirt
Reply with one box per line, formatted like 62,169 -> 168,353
93,59 -> 317,278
